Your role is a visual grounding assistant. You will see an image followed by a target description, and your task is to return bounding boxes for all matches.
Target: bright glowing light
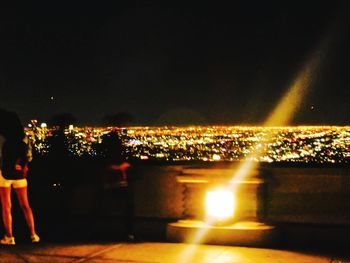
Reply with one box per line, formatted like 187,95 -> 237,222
40,123 -> 47,128
206,189 -> 235,222
69,124 -> 74,131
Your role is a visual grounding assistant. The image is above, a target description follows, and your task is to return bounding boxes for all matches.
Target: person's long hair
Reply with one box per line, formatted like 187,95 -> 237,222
1,110 -> 25,141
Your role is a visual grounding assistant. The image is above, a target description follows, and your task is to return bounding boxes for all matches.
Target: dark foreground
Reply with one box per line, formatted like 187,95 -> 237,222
1,241 -> 350,263
2,159 -> 350,261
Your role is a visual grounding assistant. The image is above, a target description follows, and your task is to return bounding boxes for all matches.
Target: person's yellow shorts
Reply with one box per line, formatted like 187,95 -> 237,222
0,172 -> 27,188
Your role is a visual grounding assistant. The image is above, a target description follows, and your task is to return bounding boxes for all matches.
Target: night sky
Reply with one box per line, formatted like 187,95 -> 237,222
1,2 -> 349,126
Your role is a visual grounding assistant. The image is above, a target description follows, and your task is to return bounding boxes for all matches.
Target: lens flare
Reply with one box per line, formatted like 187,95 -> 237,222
229,32 -> 332,184
178,19 -> 336,261
265,53 -> 321,127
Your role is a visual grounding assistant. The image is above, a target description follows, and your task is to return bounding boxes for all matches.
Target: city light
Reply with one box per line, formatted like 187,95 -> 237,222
25,125 -> 350,163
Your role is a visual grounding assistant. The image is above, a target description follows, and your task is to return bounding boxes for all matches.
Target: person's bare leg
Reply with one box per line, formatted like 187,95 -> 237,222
0,187 -> 13,237
14,187 -> 36,236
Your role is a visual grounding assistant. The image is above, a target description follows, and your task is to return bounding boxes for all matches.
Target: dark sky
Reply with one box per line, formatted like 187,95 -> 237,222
1,1 -> 349,125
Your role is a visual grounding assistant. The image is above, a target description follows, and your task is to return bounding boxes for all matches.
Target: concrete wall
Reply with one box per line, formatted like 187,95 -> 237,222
70,165 -> 185,219
70,163 -> 350,226
49,162 -> 348,246
263,167 -> 350,225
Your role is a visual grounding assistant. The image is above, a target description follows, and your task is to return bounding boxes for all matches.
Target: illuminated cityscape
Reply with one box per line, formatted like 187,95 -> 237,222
26,123 -> 350,163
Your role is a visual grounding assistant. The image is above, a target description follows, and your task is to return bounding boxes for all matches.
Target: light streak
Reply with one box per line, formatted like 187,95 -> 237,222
179,20 -> 335,254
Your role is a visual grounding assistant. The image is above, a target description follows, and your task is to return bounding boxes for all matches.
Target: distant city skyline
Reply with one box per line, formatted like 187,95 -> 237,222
27,125 -> 350,163
1,2 -> 349,125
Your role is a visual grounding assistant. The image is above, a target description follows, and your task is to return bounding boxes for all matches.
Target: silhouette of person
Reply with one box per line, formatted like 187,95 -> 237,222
100,129 -> 135,240
0,109 -> 40,245
102,130 -> 130,188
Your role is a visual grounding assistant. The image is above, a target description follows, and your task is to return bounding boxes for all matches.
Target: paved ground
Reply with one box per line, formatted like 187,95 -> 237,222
0,242 -> 349,263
